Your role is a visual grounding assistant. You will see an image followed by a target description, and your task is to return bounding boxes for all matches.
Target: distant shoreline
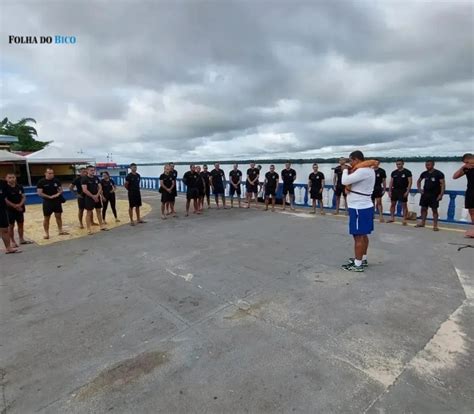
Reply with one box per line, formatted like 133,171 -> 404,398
124,156 -> 465,166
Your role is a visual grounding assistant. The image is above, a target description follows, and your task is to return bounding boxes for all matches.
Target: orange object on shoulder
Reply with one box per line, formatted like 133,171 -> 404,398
345,159 -> 378,194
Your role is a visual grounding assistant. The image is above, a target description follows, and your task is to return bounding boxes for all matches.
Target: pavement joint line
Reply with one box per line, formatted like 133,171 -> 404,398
363,262 -> 473,413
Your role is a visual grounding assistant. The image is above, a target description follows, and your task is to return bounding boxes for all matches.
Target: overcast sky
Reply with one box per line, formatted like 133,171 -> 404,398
1,0 -> 473,162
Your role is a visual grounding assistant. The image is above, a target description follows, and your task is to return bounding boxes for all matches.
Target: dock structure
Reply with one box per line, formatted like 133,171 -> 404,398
1,190 -> 473,413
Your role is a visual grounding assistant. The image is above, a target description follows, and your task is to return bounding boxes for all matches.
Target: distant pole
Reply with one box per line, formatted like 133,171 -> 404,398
25,160 -> 32,186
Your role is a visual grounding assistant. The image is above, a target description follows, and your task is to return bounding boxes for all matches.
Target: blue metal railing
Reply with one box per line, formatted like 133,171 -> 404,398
111,176 -> 469,225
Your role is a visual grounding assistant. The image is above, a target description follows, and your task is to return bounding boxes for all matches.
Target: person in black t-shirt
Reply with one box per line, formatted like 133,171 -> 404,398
388,159 -> 412,225
183,164 -> 202,216
5,173 -> 31,247
281,162 -> 297,211
195,165 -> 205,211
210,163 -> 227,209
201,164 -> 211,209
246,162 -> 260,209
229,164 -> 242,208
332,157 -> 347,215
70,167 -> 90,228
125,163 -> 145,226
372,160 -> 387,223
264,165 -> 279,211
37,168 -> 69,239
159,164 -> 176,219
101,171 -> 120,224
308,164 -> 325,215
453,153 -> 474,237
167,163 -> 178,215
81,165 -> 108,234
415,160 -> 445,231
0,178 -> 19,253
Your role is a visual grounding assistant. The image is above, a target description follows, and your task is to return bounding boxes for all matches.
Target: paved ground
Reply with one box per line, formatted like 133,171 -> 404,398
1,190 -> 473,413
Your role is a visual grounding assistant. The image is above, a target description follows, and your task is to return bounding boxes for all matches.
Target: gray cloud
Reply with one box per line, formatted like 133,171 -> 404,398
0,0 -> 473,162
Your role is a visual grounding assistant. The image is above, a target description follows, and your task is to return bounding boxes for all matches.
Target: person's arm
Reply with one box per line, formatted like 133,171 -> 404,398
5,197 -> 17,209
209,174 -> 213,189
293,171 -> 296,183
321,178 -> 325,193
98,183 -> 103,197
37,187 -> 51,200
124,177 -> 130,191
111,180 -> 116,193
416,176 -> 422,194
82,183 -> 97,200
69,182 -> 76,193
453,165 -> 467,180
333,172 -> 337,189
308,176 -> 312,191
438,179 -> 445,200
341,168 -> 368,185
382,177 -> 387,194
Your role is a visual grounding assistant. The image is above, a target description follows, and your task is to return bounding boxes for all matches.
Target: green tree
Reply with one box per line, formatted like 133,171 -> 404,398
0,117 -> 51,151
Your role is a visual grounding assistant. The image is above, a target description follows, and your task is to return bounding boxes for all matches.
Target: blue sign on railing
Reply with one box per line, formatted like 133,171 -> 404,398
109,176 -> 468,225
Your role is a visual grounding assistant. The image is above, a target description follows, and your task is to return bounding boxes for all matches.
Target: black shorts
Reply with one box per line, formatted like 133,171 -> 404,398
230,184 -> 241,197
265,187 -> 276,197
282,183 -> 295,196
0,207 -> 9,228
187,188 -> 199,200
310,189 -> 323,200
161,191 -> 174,203
204,184 -> 210,197
246,183 -> 258,194
77,196 -> 85,210
335,185 -> 346,197
465,189 -> 474,209
85,196 -> 102,211
391,188 -> 408,203
420,193 -> 440,209
372,187 -> 384,200
213,185 -> 225,196
43,200 -> 63,217
128,192 -> 142,208
7,209 -> 24,224
197,186 -> 205,197
172,187 -> 177,197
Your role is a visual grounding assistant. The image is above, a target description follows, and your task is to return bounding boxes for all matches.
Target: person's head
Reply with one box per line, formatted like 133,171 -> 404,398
233,163 -> 238,170
395,159 -> 404,170
285,161 -> 291,169
257,165 -> 262,171
169,162 -> 175,170
190,164 -> 195,172
214,162 -> 220,169
462,153 -> 473,163
270,164 -> 275,172
203,164 -> 208,171
312,163 -> 319,171
425,159 -> 435,171
45,168 -> 54,179
6,173 -> 16,186
86,164 -> 95,177
196,165 -> 201,173
349,150 -> 365,167
338,157 -> 346,166
374,159 -> 380,168
101,171 -> 110,180
130,163 -> 137,173
164,164 -> 170,173
250,161 -> 255,168
79,167 -> 86,176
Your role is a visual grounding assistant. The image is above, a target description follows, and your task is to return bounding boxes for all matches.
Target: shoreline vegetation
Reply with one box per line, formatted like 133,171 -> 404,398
129,156 -> 465,166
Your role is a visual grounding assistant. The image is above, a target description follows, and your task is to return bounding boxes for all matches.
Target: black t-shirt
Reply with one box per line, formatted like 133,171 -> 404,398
229,169 -> 242,184
125,173 -> 141,192
81,175 -> 100,196
464,167 -> 474,191
374,168 -> 387,189
5,184 -> 25,207
420,169 -> 444,194
265,172 -> 279,188
100,178 -> 115,196
247,168 -> 260,183
281,168 -> 296,184
37,178 -> 62,197
309,172 -> 325,190
183,171 -> 200,189
200,171 -> 211,186
72,176 -> 84,195
210,169 -> 225,187
171,169 -> 178,181
0,180 -> 8,209
334,166 -> 344,187
391,168 -> 412,190
159,173 -> 174,190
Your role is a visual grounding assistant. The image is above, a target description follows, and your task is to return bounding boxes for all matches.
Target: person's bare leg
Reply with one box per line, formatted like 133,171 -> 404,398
137,207 -> 145,223
388,201 -> 396,222
86,210 -> 93,234
43,216 -> 51,239
272,196 -> 276,211
377,199 -> 384,222
334,196 -> 340,215
78,208 -> 84,228
282,194 -> 287,210
18,222 -> 26,243
96,209 -> 107,229
2,227 -> 18,252
343,195 -> 348,215
129,207 -> 135,225
55,212 -> 68,235
320,200 -> 325,215
354,235 -> 365,261
417,207 -> 428,227
186,200 -> 191,216
246,193 -> 250,208
265,197 -> 269,211
8,224 -> 17,247
238,196 -> 241,208
402,202 -> 408,225
290,195 -> 295,210
161,203 -> 167,219
194,199 -> 201,214
433,208 -> 439,230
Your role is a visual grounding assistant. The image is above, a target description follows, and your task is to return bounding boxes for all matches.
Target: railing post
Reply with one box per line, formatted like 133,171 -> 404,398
447,194 -> 456,222
303,185 -> 308,206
